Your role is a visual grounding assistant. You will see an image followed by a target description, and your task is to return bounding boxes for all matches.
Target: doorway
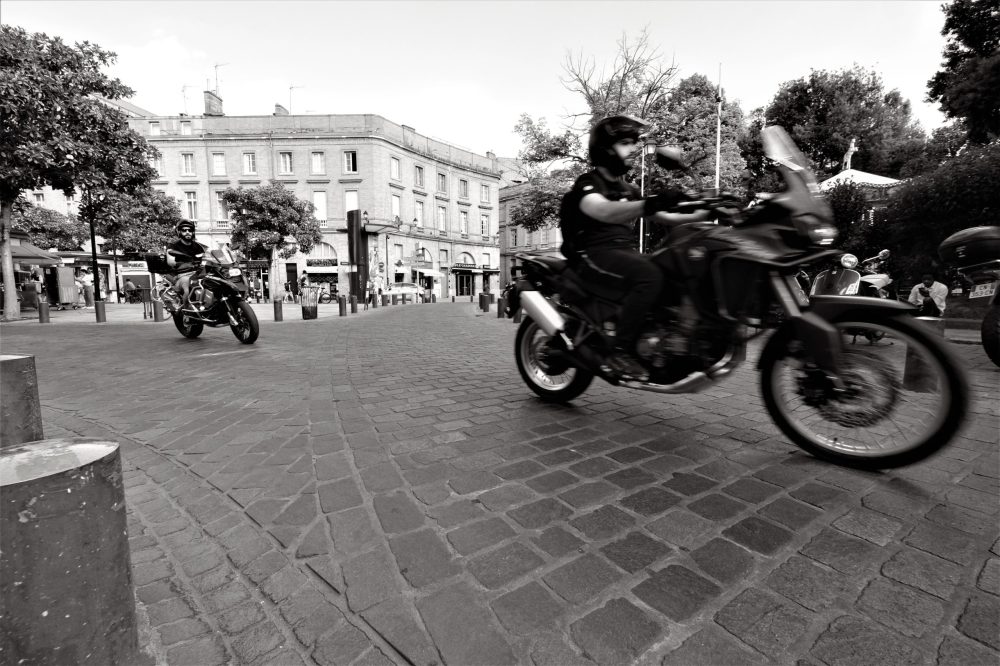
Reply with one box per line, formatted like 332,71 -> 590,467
456,273 -> 472,296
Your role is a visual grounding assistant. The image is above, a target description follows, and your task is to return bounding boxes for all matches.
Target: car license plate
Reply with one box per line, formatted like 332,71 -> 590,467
970,281 -> 998,299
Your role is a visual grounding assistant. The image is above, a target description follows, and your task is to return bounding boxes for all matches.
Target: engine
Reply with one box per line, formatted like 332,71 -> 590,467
189,285 -> 215,309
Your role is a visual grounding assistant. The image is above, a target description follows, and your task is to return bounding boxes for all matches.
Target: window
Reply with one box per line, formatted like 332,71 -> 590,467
391,194 -> 401,221
211,153 -> 226,176
180,121 -> 192,136
460,210 -> 469,234
149,155 -> 163,176
66,193 -> 75,204
394,244 -> 404,263
344,151 -> 358,173
312,191 -> 328,223
311,152 -> 325,174
440,249 -> 448,265
181,153 -> 195,176
482,253 -> 490,267
149,122 -> 160,136
510,227 -> 518,246
215,192 -> 229,228
414,165 -> 424,188
279,152 -> 293,174
345,190 -> 359,215
481,184 -> 490,202
390,157 -> 400,180
459,179 -> 469,198
185,192 -> 198,220
243,152 -> 257,175
541,227 -> 549,245
33,192 -> 44,204
437,173 -> 447,193
414,200 -> 424,226
481,214 -> 490,236
436,205 -> 446,230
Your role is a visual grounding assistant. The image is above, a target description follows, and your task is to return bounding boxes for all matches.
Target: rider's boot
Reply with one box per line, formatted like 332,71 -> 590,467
604,343 -> 649,383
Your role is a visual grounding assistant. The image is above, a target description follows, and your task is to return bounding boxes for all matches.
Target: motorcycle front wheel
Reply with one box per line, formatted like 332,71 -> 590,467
173,312 -> 204,338
230,300 -> 260,344
760,313 -> 969,469
981,303 -> 1000,367
515,316 -> 593,403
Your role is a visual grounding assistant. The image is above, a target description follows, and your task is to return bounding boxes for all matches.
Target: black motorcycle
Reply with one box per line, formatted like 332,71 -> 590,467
503,126 -> 968,469
145,244 -> 260,344
939,226 -> 1000,367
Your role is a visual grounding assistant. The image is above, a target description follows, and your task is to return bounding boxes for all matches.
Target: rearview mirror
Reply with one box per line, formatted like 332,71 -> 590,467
878,249 -> 890,259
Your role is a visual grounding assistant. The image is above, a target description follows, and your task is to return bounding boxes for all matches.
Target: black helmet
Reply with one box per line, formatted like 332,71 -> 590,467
588,115 -> 649,176
176,220 -> 196,235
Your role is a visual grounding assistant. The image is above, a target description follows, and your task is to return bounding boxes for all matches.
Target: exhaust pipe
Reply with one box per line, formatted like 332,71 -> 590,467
519,291 -> 566,336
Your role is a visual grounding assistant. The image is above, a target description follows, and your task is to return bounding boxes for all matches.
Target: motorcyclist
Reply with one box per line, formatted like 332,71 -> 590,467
165,220 -> 206,309
559,114 -> 709,382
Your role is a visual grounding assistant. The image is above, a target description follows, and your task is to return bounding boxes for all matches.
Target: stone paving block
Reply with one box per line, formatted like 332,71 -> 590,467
328,506 -> 381,555
958,593 -> 1000,650
132,560 -> 174,586
417,582 -> 516,666
532,526 -> 585,558
468,541 -> 545,589
218,600 -> 267,634
318,477 -> 364,513
632,565 -> 722,622
661,625 -> 765,665
313,622 -> 372,666
662,472 -> 717,496
189,566 -> 235,594
600,531 -> 671,573
137,580 -> 177,605
947,486 -> 998,516
536,449 -> 582,466
558,481 -> 617,508
881,547 -> 963,600
789,481 -> 848,509
360,598 -> 440,666
618,486 -> 681,516
758,496 -> 822,529
765,555 -> 855,613
157,617 -> 211,646
926,503 -> 997,537
904,521 -> 980,566
606,446 -> 656,464
978,557 -> 1000,595
507,498 -> 573,529
688,493 -> 746,521
857,577 -> 945,638
722,516 -> 794,555
165,635 -> 228,666
714,588 -> 808,658
495,459 -> 546,479
861,489 -> 934,521
529,632 -> 596,666
646,510 -> 715,549
604,467 -> 656,489
525,470 -> 579,493
273,494 -> 318,526
810,615 -> 924,666
753,463 -> 811,488
570,598 -> 661,664
544,553 -> 623,603
448,470 -> 501,494
491,582 -> 564,635
203,578 -> 252,613
937,634 -> 1000,666
343,547 -> 399,612
690,538 -> 754,585
477,484 -> 535,511
389,529 -> 460,588
373,492 -> 425,534
832,507 -> 904,546
427,499 -> 485,528
694,458 -> 748,481
447,517 -> 516,555
569,506 -> 636,540
569,457 -> 619,478
722,477 -> 783,504
360,462 -> 404,493
801,527 -> 884,576
147,597 -> 195,626
305,556 -> 344,595
244,550 -> 288,585
231,620 -> 288,663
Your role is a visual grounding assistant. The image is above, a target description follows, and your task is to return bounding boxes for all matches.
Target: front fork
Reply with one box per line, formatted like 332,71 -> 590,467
770,272 -> 847,389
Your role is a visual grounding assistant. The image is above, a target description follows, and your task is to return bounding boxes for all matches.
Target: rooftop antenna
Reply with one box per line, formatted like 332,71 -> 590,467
289,85 -> 304,114
212,62 -> 229,95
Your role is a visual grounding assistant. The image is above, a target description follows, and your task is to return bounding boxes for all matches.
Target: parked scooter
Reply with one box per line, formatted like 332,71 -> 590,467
939,226 -> 1000,367
857,250 -> 893,299
809,251 -> 890,343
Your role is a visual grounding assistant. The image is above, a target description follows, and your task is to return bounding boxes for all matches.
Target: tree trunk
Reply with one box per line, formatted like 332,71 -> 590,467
1,201 -> 21,321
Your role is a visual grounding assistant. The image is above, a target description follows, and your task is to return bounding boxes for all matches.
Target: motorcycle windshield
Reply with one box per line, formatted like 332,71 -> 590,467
760,126 -> 832,224
761,126 -> 819,190
212,245 -> 237,266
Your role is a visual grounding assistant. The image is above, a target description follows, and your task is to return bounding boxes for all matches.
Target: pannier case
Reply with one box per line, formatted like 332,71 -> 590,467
939,226 -> 1000,268
143,252 -> 174,275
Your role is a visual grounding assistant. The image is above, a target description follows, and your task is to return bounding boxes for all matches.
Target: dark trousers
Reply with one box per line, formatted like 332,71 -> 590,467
581,247 -> 663,348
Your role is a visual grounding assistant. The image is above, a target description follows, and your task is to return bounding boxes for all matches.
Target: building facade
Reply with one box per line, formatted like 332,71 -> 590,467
125,102 -> 502,300
498,179 -> 563,282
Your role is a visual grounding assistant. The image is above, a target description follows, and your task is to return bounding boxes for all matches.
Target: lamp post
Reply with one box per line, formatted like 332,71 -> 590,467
85,190 -> 107,322
638,141 -> 657,254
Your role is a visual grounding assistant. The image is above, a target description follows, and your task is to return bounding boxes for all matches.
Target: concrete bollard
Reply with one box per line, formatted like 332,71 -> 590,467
273,300 -> 283,322
490,293 -> 496,304
903,317 -> 946,392
38,302 -> 50,324
350,296 -> 358,313
392,294 -> 398,305
153,301 -> 165,322
382,294 -> 389,307
0,354 -> 44,449
338,296 -> 347,316
0,438 -> 139,665
432,294 -> 437,303
94,301 -> 106,323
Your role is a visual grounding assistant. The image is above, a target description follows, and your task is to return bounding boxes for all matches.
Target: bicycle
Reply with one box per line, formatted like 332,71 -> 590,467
317,284 -> 339,304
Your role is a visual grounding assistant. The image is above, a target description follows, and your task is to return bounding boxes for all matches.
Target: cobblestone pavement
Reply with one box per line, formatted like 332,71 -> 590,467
3,301 -> 998,665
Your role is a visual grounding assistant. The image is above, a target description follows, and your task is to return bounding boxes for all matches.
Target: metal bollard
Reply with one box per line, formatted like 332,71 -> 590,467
452,296 -> 455,303
153,301 -> 165,322
273,300 -> 283,322
94,301 -> 106,323
392,294 -> 398,305
350,296 -> 358,313
338,295 -> 347,316
1,438 -> 139,665
38,302 -> 50,324
903,317 -> 946,392
0,354 -> 44,448
432,294 -> 437,303
382,294 -> 389,306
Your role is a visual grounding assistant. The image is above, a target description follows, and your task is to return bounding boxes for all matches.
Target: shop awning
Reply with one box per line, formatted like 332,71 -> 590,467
416,267 -> 444,276
10,242 -> 62,266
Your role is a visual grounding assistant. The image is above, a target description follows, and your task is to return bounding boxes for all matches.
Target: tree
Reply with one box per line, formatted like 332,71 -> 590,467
927,0 -> 1000,144
78,185 -> 183,256
10,198 -> 88,251
763,66 -> 926,179
219,182 -> 322,268
822,181 -> 869,246
0,26 -> 155,319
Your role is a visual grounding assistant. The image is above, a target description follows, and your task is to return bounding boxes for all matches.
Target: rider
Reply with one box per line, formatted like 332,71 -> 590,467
165,220 -> 206,309
559,114 -> 708,382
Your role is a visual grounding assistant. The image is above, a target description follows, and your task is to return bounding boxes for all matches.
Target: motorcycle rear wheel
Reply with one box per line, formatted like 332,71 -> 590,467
981,303 -> 1000,367
760,313 -> 969,469
515,317 -> 593,403
173,312 -> 204,338
230,300 -> 259,344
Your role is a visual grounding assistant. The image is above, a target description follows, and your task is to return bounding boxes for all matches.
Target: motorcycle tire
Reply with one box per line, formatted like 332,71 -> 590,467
173,312 -> 204,339
981,304 -> 1000,368
230,300 -> 259,344
760,312 -> 969,469
515,316 -> 593,403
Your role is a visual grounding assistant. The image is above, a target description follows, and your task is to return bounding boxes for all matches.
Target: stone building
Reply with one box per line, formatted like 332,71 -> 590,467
497,161 -> 563,282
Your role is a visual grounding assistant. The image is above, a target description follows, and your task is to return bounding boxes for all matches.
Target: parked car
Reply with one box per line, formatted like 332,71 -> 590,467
388,282 -> 422,297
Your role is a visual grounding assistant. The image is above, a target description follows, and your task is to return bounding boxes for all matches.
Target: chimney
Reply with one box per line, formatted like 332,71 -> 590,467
203,90 -> 224,116
273,104 -> 289,116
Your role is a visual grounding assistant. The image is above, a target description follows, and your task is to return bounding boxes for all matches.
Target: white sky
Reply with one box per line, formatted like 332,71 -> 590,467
5,0 -> 950,157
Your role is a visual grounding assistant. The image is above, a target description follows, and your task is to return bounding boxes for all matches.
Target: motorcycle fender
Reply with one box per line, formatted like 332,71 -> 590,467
203,276 -> 244,295
808,295 -> 913,317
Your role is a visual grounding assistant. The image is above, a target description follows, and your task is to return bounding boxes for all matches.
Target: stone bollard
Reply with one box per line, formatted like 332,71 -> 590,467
0,354 -> 44,448
94,301 -> 106,323
273,300 -> 283,322
350,296 -> 358,313
452,296 -> 455,303
338,296 -> 347,317
153,301 -> 165,322
1,438 -> 139,665
38,302 -> 50,324
392,294 -> 398,305
432,294 -> 437,303
382,294 -> 389,307
903,317 -> 946,392
490,293 -> 496,304
497,297 -> 506,318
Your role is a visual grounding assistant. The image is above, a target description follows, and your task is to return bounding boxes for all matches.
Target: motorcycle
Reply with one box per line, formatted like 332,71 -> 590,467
939,226 -> 1000,367
144,244 -> 260,344
810,250 -> 892,343
502,126 -> 969,469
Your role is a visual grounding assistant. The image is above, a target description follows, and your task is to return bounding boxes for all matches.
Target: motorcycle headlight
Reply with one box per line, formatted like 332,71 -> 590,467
223,267 -> 242,277
807,223 -> 838,246
840,254 -> 858,269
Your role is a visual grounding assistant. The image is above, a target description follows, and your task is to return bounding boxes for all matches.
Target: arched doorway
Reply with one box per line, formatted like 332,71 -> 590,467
306,242 -> 340,293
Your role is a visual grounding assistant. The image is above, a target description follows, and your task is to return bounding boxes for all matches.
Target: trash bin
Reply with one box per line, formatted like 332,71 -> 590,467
301,286 -> 319,320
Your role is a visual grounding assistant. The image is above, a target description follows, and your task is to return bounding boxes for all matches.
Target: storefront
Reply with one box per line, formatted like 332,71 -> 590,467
4,233 -> 62,310
450,262 -> 481,297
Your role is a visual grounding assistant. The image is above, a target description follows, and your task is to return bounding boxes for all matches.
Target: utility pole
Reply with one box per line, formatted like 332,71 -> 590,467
714,63 -> 723,193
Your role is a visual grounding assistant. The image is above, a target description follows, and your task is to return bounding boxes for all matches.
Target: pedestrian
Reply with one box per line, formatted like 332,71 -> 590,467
253,274 -> 262,303
79,268 -> 95,308
298,270 -> 309,304
364,278 -> 374,310
908,273 -> 948,317
123,278 -> 137,303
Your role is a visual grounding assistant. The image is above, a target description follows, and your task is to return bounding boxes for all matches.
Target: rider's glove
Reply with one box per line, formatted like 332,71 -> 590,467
643,188 -> 690,216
